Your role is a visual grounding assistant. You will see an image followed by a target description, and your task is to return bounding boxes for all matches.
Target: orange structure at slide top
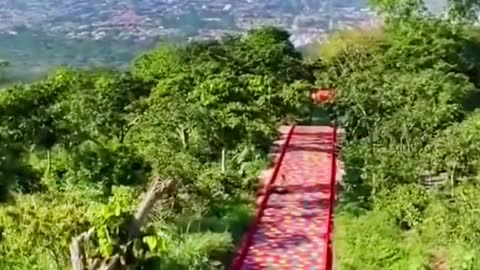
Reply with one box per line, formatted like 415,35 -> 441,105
311,89 -> 335,104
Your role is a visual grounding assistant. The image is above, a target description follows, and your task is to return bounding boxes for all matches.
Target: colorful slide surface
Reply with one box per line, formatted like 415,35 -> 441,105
231,125 -> 337,270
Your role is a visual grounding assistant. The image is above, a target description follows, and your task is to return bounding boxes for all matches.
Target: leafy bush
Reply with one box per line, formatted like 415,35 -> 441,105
313,28 -> 386,63
335,211 -> 426,270
0,194 -> 90,270
65,142 -> 150,189
421,110 -> 480,178
336,183 -> 480,269
325,3 -> 480,267
0,26 -> 311,269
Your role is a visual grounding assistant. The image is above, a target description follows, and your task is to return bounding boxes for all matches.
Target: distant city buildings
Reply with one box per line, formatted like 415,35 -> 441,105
0,0 -> 377,47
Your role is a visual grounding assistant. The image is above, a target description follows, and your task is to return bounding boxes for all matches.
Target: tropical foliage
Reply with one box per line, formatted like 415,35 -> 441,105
313,0 -> 480,268
0,27 -> 313,270
3,0 -> 480,268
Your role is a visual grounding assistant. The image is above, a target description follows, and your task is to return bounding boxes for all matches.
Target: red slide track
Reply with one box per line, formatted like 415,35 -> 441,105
231,125 -> 338,270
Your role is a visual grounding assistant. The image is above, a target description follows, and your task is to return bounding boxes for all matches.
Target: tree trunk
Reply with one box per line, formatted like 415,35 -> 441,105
128,178 -> 175,239
44,149 -> 51,179
70,229 -> 94,270
221,147 -> 226,173
70,237 -> 85,270
177,127 -> 188,149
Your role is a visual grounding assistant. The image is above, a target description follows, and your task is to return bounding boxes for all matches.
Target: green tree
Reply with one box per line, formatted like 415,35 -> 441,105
369,0 -> 480,23
446,0 -> 480,23
0,26 -> 314,270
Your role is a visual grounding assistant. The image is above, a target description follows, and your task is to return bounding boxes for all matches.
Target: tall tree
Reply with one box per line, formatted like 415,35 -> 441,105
369,0 -> 480,23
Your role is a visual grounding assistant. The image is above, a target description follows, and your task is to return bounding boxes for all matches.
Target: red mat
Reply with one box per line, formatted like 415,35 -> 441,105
232,125 -> 336,270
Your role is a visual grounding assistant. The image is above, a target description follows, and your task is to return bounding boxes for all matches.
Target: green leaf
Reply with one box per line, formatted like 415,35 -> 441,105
143,236 -> 158,251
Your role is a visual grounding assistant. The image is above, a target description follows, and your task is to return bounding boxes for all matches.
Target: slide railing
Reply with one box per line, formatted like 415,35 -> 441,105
324,124 -> 338,270
230,125 -> 296,270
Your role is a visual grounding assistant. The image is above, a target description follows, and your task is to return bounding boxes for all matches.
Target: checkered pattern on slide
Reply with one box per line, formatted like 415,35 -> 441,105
240,126 -> 334,270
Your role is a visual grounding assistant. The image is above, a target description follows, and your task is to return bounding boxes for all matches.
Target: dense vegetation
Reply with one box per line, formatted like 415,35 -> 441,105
3,0 -> 480,269
0,27 -> 313,269
316,0 -> 480,269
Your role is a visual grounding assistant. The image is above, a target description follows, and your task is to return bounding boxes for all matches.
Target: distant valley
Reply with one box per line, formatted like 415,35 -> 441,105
0,0 -> 448,82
